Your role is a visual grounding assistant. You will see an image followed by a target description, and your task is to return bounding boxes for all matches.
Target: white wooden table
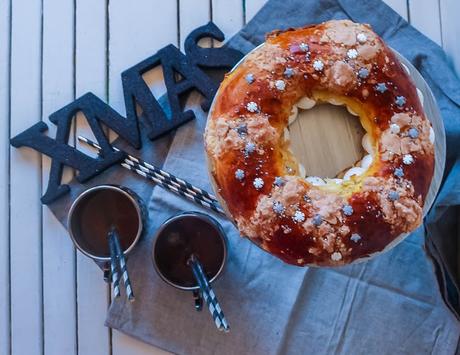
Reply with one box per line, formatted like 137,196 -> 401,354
1,1 -> 459,354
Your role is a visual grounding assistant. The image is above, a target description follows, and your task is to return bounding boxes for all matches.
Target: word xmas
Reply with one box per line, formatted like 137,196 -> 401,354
11,22 -> 242,204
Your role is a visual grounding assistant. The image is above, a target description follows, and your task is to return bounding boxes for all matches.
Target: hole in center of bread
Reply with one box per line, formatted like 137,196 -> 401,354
288,103 -> 366,178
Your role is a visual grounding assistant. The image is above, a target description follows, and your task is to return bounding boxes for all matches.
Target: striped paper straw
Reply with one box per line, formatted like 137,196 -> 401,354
107,231 -> 120,298
124,159 -> 216,205
110,228 -> 135,302
120,162 -> 226,216
77,136 -> 219,205
188,255 -> 229,332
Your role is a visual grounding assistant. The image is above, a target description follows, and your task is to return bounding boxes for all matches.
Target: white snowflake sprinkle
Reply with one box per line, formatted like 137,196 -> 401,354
347,48 -> 358,59
394,167 -> 404,178
245,73 -> 255,84
342,205 -> 354,216
331,252 -> 342,261
293,210 -> 306,223
273,201 -> 285,215
313,60 -> 324,71
245,142 -> 256,155
275,80 -> 286,91
358,68 -> 369,79
312,214 -> 323,226
403,154 -> 414,165
274,176 -> 285,187
246,101 -> 259,112
390,123 -> 400,134
395,96 -> 406,107
235,169 -> 245,181
357,33 -> 367,44
388,190 -> 400,201
284,67 -> 295,78
408,127 -> 419,139
299,42 -> 309,52
350,233 -> 361,243
253,177 -> 264,190
375,83 -> 388,93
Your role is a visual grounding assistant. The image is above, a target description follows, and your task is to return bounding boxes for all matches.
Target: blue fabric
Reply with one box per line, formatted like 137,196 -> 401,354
103,1 -> 460,352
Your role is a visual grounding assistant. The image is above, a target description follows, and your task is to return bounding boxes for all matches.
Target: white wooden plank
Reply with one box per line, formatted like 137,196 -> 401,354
245,0 -> 267,23
179,0 -> 210,52
9,0 -> 43,354
440,0 -> 460,76
108,1 -> 177,353
0,0 -> 11,353
383,0 -> 408,20
409,0 -> 442,45
108,0 -> 178,117
41,0 -> 77,354
75,1 -> 112,354
212,0 -> 244,45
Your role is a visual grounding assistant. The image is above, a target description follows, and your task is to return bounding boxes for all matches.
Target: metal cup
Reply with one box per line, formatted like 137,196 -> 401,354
67,184 -> 145,279
151,212 -> 227,309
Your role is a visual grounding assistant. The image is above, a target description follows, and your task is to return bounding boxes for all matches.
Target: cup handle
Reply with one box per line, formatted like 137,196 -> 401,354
193,290 -> 203,311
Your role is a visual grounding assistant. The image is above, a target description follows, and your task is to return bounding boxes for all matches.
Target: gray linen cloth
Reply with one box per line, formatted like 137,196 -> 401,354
48,0 -> 460,353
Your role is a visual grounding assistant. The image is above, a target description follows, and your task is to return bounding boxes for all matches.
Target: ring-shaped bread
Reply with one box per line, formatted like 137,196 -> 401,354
205,20 -> 435,266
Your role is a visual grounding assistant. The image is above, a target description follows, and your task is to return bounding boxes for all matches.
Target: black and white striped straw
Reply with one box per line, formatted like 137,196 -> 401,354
188,254 -> 229,332
108,230 -> 121,298
120,162 -> 226,216
110,228 -> 135,302
77,136 -> 219,205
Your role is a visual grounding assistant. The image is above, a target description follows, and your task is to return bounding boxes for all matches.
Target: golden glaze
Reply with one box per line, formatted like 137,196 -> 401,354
205,20 -> 434,266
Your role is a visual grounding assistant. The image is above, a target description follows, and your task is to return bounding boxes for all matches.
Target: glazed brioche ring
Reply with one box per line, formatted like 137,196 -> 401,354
204,20 -> 435,266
